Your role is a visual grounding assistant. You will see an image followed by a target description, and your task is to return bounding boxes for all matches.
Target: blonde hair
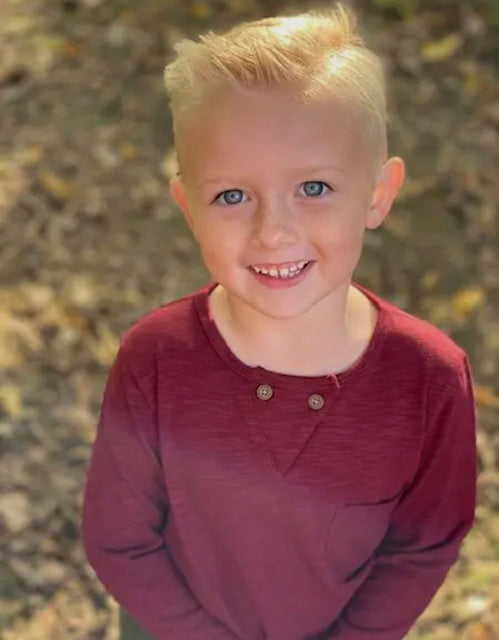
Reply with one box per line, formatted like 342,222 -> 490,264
164,2 -> 387,159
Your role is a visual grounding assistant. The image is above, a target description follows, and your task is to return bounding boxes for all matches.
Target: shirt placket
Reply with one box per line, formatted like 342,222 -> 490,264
240,381 -> 337,477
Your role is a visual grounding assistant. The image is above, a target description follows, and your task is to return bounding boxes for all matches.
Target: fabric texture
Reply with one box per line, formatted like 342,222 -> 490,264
82,281 -> 477,640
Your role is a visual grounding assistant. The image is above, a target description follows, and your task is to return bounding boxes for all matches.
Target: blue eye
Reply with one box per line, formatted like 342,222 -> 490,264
215,189 -> 247,206
301,181 -> 330,197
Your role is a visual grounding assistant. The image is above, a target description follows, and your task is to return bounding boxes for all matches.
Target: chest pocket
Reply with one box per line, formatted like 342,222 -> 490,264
325,492 -> 400,583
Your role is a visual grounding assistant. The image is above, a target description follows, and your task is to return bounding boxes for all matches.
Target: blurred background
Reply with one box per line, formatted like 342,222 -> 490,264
0,0 -> 497,638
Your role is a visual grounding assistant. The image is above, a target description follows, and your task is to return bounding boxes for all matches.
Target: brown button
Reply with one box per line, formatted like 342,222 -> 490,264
308,393 -> 325,410
256,384 -> 273,401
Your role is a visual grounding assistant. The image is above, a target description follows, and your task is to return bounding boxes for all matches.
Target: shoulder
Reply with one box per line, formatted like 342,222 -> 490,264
365,286 -> 469,389
116,285 -> 208,368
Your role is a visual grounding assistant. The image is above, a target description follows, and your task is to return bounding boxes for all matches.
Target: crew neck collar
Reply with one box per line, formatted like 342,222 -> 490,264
193,281 -> 392,392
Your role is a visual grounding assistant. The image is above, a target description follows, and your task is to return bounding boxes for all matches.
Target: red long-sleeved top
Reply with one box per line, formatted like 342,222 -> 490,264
81,281 -> 476,640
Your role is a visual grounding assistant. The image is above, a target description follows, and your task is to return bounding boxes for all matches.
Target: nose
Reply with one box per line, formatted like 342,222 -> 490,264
251,196 -> 299,249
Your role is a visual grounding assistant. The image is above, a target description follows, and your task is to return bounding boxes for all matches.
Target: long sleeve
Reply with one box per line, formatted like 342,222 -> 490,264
326,355 -> 477,640
81,346 -> 239,640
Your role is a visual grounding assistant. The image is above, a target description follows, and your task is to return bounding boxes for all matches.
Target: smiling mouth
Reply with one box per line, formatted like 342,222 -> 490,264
249,261 -> 311,279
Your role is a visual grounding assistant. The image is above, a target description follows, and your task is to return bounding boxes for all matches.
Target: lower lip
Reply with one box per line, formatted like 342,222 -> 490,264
248,262 -> 313,288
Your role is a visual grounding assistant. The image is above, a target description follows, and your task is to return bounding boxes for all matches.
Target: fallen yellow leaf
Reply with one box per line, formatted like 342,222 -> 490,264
420,33 -> 462,62
91,322 -> 120,366
4,16 -> 34,35
461,621 -> 495,640
18,145 -> 44,167
452,287 -> 486,319
473,384 -> 499,409
0,384 -> 23,419
39,171 -> 79,201
63,274 -> 99,310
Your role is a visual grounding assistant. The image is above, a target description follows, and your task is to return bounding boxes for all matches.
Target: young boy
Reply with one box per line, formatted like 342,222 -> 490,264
81,4 -> 477,639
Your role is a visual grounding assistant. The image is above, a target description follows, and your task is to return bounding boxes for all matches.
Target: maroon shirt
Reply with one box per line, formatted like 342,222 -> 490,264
81,281 -> 476,640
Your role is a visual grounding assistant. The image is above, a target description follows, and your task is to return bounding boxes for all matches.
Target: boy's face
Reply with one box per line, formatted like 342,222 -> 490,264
170,86 -> 404,322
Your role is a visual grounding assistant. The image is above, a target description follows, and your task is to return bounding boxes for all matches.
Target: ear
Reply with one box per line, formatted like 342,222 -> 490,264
169,174 -> 196,233
365,156 -> 405,229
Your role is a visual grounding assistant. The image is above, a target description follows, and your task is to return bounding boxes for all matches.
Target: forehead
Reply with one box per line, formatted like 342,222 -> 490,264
176,87 -> 375,180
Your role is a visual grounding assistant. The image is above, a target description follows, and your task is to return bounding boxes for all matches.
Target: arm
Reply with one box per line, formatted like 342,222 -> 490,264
81,347 -> 239,640
327,355 -> 477,640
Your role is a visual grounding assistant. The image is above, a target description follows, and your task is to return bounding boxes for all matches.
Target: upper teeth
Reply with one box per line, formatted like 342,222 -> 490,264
250,261 -> 309,278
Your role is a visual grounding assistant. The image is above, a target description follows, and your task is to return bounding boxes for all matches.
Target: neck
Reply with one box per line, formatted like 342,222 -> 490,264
209,282 -> 376,375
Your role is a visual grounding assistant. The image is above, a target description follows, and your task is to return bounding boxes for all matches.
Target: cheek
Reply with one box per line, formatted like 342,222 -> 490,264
196,224 -> 238,265
312,218 -> 366,271
316,215 -> 365,249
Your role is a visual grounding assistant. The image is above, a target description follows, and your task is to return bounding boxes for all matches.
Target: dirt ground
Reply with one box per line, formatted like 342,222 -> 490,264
0,0 -> 497,638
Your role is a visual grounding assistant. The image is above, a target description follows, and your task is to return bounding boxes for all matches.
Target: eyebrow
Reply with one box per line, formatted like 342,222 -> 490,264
199,165 -> 346,187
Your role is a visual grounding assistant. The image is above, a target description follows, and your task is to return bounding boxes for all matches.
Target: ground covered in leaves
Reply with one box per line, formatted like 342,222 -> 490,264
0,0 -> 497,638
